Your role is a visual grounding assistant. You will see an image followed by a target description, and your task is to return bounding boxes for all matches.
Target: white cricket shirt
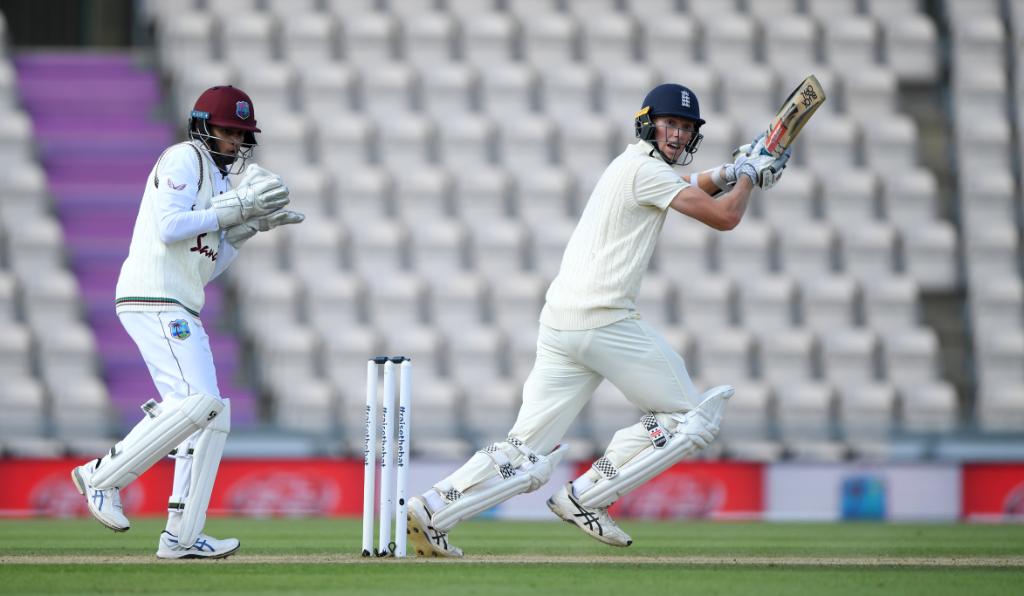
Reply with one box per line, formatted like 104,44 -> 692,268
539,140 -> 689,330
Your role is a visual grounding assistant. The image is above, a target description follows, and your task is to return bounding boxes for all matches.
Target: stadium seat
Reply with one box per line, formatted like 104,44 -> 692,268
393,166 -> 455,224
406,380 -> 468,457
462,380 -> 521,442
557,114 -> 617,180
838,222 -> 898,281
738,275 -> 797,333
719,66 -> 777,130
679,274 -> 735,330
635,274 -> 677,328
0,108 -> 33,166
882,13 -> 939,83
862,276 -> 920,331
497,114 -> 556,175
956,116 -> 1011,174
953,64 -> 1007,121
531,217 -> 576,279
881,168 -> 937,226
378,325 -> 448,383
763,14 -> 819,74
266,0 -> 319,17
958,170 -> 1015,231
800,275 -> 859,331
968,277 -> 1022,335
639,14 -> 699,77
324,326 -> 382,400
823,16 -> 880,71
365,273 -> 429,336
773,381 -> 841,459
437,113 -> 496,168
0,271 -> 17,322
342,12 -> 398,63
305,271 -> 368,332
0,375 -> 46,438
420,63 -> 479,118
694,328 -> 753,382
481,63 -> 540,117
430,272 -> 490,331
236,270 -> 303,338
376,113 -> 436,170
237,62 -> 298,115
699,12 -> 757,71
654,214 -> 712,279
836,382 -> 897,441
50,375 -> 112,439
36,321 -> 100,389
488,271 -> 546,337
538,63 -> 599,115
398,10 -> 458,67
900,381 -> 958,433
821,168 -> 879,224
843,68 -> 899,123
963,223 -> 1019,284
974,330 -> 1024,389
802,115 -> 860,175
881,327 -> 941,388
257,325 -> 321,389
520,12 -> 581,67
716,380 -> 781,461
349,219 -> 411,275
458,11 -> 519,67
274,378 -> 336,436
756,329 -> 816,383
599,65 -> 659,131
822,328 -> 880,384
300,63 -> 358,115
514,167 -> 576,227
686,110 -> 738,173
714,220 -> 775,277
408,216 -> 470,278
253,111 -> 313,174
863,114 -> 918,175
335,166 -> 393,222
21,269 -> 83,336
447,325 -> 508,388
6,216 -> 67,281
975,383 -> 1024,433
156,13 -> 216,77
580,12 -> 639,67
452,165 -> 513,225
901,221 -> 958,291
951,15 -> 1006,73
470,219 -> 530,277
222,12 -> 280,64
777,224 -> 836,280
805,0 -> 861,17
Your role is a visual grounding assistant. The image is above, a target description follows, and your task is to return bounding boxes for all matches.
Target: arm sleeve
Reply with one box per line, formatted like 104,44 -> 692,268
152,146 -> 220,244
209,231 -> 239,281
634,160 -> 690,211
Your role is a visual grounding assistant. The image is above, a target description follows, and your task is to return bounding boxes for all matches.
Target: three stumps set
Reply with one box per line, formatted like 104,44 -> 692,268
361,356 -> 412,558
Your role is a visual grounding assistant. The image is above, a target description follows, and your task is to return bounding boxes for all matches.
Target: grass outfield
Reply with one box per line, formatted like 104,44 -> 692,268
1,518 -> 1023,595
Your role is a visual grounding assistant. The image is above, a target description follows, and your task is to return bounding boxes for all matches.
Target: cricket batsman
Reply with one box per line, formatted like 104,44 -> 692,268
407,83 -> 791,556
70,85 -> 304,559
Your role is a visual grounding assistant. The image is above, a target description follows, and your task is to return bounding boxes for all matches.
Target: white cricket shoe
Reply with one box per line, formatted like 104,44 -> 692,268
156,531 -> 240,559
71,459 -> 130,532
406,496 -> 463,558
547,483 -> 632,547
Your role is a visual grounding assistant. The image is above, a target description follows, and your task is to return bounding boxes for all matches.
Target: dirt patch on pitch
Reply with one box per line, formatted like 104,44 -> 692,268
4,554 -> 1024,567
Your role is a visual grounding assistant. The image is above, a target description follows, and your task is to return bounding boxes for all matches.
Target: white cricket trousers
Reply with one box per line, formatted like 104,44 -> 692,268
439,314 -> 701,493
119,310 -> 224,530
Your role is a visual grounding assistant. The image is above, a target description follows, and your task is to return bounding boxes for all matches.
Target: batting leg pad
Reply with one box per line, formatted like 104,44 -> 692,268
577,385 -> 733,509
429,440 -> 569,532
90,392 -> 225,490
174,399 -> 230,548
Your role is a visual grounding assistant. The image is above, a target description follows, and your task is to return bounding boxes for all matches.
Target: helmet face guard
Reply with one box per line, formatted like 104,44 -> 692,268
635,83 -> 706,166
188,85 -> 260,175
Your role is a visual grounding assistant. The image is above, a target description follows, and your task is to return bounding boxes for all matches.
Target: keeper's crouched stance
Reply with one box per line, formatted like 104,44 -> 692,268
70,85 -> 303,559
407,83 -> 790,557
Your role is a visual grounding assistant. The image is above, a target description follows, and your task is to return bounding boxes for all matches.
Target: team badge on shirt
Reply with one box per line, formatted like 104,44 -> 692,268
168,319 -> 191,340
166,178 -> 186,191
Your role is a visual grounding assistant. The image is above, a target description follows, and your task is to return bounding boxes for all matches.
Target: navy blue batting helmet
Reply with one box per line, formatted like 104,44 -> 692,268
635,83 -> 705,165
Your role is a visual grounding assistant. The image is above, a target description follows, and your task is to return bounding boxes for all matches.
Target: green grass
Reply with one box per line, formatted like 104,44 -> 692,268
1,518 -> 1023,595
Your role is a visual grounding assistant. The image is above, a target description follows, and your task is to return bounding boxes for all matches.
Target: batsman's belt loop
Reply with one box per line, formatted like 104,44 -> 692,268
641,414 -> 670,448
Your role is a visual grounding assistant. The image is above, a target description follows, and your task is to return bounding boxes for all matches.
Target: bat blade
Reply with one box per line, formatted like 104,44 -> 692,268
764,75 -> 826,157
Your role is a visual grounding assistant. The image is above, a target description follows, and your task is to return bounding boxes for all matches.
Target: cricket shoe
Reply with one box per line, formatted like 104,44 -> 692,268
71,459 -> 130,532
407,496 -> 463,558
156,531 -> 240,560
547,483 -> 632,547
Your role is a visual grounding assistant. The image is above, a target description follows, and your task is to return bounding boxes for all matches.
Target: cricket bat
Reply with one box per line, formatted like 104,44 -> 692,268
764,75 -> 826,157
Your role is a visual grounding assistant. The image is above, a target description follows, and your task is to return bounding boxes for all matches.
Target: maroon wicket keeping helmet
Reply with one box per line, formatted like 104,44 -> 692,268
188,85 -> 259,172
